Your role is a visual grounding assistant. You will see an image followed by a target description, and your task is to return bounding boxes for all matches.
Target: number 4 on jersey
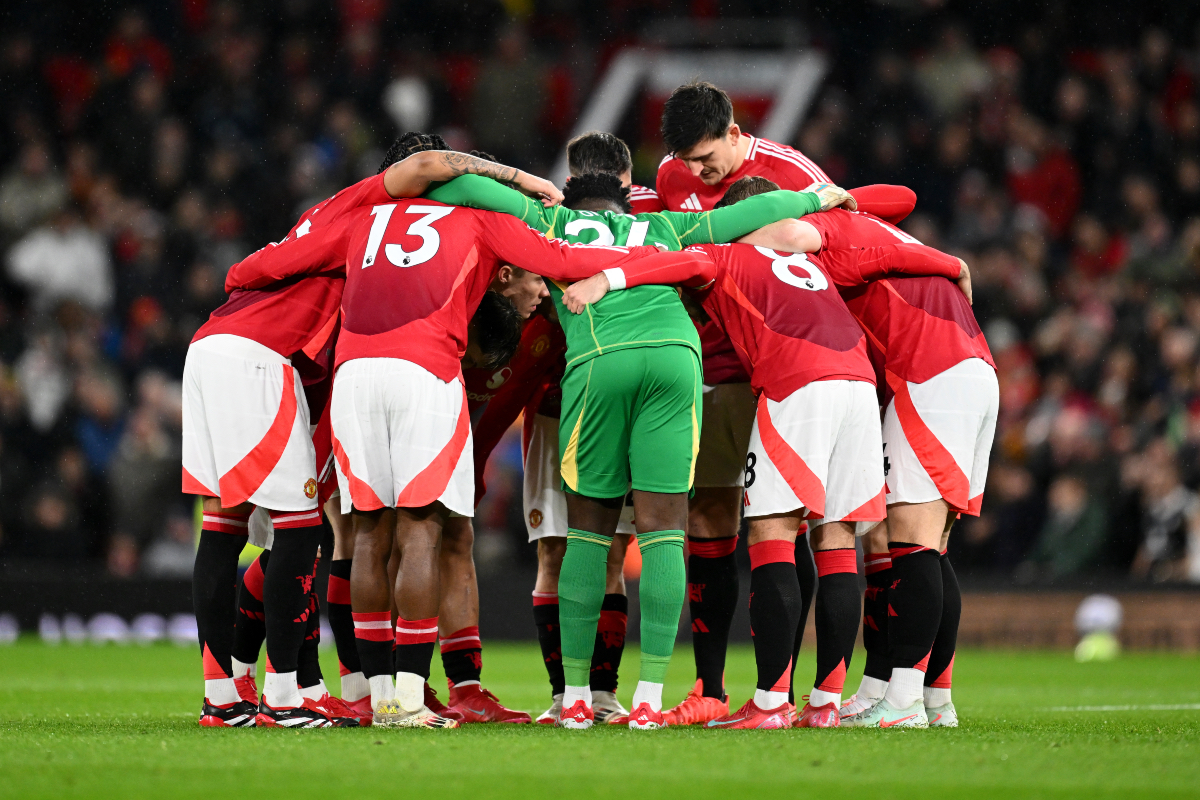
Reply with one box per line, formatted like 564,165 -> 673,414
362,204 -> 455,269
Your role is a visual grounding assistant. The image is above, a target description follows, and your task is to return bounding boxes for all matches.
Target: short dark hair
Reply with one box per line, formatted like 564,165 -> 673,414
566,132 -> 633,178
661,81 -> 734,154
562,173 -> 631,214
378,131 -> 448,173
471,291 -> 523,369
715,176 -> 780,209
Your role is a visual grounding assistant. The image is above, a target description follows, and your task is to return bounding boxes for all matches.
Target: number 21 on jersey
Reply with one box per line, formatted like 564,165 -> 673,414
362,204 -> 454,269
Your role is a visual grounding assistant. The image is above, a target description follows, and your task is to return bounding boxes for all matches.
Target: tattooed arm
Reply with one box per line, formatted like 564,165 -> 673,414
383,150 -> 564,206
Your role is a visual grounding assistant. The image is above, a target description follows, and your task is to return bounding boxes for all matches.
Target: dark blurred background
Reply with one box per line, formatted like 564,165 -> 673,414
0,0 -> 1198,591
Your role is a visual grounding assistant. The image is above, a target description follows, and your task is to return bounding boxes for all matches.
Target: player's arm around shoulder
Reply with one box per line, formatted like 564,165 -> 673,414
562,247 -> 716,314
423,174 -> 554,234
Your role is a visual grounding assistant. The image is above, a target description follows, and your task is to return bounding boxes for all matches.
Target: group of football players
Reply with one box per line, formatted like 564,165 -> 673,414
184,80 -> 997,730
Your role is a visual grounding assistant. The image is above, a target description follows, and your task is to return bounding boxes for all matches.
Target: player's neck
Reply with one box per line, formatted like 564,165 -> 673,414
568,198 -> 626,215
729,133 -> 752,176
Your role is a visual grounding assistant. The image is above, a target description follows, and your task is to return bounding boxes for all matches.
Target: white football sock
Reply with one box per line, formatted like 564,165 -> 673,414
563,685 -> 592,710
452,680 -> 480,689
394,671 -> 425,712
368,674 -> 395,708
230,658 -> 256,680
854,674 -> 888,702
924,686 -> 952,708
299,680 -> 327,701
341,671 -> 369,703
632,681 -> 663,712
808,688 -> 841,709
205,678 -> 239,706
753,689 -> 789,710
884,667 -> 926,709
264,670 -> 302,708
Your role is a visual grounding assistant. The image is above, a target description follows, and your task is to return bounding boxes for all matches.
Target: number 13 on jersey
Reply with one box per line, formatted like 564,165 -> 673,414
362,204 -> 455,269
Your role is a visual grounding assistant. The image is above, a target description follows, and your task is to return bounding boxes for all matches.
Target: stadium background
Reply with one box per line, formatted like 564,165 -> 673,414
0,0 -> 1198,645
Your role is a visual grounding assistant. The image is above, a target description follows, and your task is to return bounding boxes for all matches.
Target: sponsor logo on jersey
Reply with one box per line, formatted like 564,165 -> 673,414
680,193 -> 702,211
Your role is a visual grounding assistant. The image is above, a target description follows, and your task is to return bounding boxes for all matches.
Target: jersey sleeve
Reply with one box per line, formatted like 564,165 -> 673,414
664,190 -> 822,247
478,211 -> 711,284
603,244 -> 717,291
225,213 -> 353,291
848,184 -> 917,225
423,175 -> 554,234
821,243 -> 961,287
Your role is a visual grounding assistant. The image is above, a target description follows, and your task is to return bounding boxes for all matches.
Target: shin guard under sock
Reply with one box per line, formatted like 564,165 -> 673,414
590,594 -> 627,692
326,558 -> 362,677
887,543 -> 943,670
925,551 -> 959,701
635,530 -> 686,685
261,514 -> 323,675
232,550 -> 268,666
686,534 -> 738,699
394,617 -> 438,680
532,592 -> 565,696
810,548 -> 860,704
193,511 -> 251,702
788,530 -> 816,703
440,626 -> 483,687
862,551 -> 893,682
748,541 -> 801,697
559,529 -> 612,687
353,611 -> 393,679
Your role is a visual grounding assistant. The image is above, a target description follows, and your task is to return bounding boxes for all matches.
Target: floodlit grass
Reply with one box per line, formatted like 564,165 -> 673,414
0,640 -> 1197,798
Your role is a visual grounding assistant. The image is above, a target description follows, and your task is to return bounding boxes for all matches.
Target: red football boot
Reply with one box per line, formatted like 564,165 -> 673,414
557,699 -> 594,729
234,674 -> 258,706
705,698 -> 793,730
424,682 -> 449,715
627,703 -> 665,730
343,695 -> 374,727
663,679 -> 730,726
794,698 -> 840,728
443,684 -> 532,723
314,693 -> 371,727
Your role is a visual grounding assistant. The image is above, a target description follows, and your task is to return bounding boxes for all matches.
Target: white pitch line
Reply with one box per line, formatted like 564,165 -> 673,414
1042,704 -> 1200,712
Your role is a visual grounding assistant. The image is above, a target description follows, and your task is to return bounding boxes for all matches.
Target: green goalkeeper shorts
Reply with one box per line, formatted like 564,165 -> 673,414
559,345 -> 702,499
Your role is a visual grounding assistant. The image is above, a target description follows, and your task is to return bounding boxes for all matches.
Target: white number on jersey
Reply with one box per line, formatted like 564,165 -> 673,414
755,246 -> 828,292
362,204 -> 455,269
563,218 -> 616,246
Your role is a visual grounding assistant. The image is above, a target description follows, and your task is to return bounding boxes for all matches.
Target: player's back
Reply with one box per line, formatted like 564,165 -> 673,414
688,243 -> 873,401
806,208 -> 994,385
338,198 -> 503,380
545,208 -> 699,370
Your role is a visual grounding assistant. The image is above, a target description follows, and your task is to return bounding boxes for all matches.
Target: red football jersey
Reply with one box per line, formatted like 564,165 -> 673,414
227,199 -> 707,382
606,241 -> 963,401
198,173 -> 390,365
628,184 -> 665,214
804,209 -> 995,390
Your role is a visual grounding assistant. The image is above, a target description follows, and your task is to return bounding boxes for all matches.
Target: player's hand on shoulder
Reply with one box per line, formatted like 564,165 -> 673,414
516,172 -> 565,206
956,258 -> 973,305
563,272 -> 611,314
804,182 -> 858,212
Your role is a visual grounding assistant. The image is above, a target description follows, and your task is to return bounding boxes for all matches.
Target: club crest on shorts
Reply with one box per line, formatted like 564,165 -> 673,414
303,478 -> 318,499
529,509 -> 543,529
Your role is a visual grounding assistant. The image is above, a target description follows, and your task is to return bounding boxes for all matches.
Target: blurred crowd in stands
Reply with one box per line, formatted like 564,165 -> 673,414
0,0 -> 1197,583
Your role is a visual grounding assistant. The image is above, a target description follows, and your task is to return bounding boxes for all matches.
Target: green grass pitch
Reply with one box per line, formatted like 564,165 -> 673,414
1,641 -> 1197,799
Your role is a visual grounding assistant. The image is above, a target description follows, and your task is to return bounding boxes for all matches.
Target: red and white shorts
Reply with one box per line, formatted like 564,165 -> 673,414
743,379 -> 885,528
523,413 -> 635,541
331,358 -> 473,517
882,358 -> 998,515
182,334 -> 317,512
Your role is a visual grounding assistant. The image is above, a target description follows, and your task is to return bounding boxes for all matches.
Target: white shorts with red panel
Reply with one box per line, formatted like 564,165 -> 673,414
182,334 -> 318,512
693,382 -> 757,489
742,379 -> 886,528
331,358 -> 473,517
523,412 -> 635,542
882,357 -> 998,515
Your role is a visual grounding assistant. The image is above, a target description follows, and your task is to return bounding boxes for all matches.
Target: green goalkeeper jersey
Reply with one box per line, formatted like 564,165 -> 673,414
425,175 -> 821,370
